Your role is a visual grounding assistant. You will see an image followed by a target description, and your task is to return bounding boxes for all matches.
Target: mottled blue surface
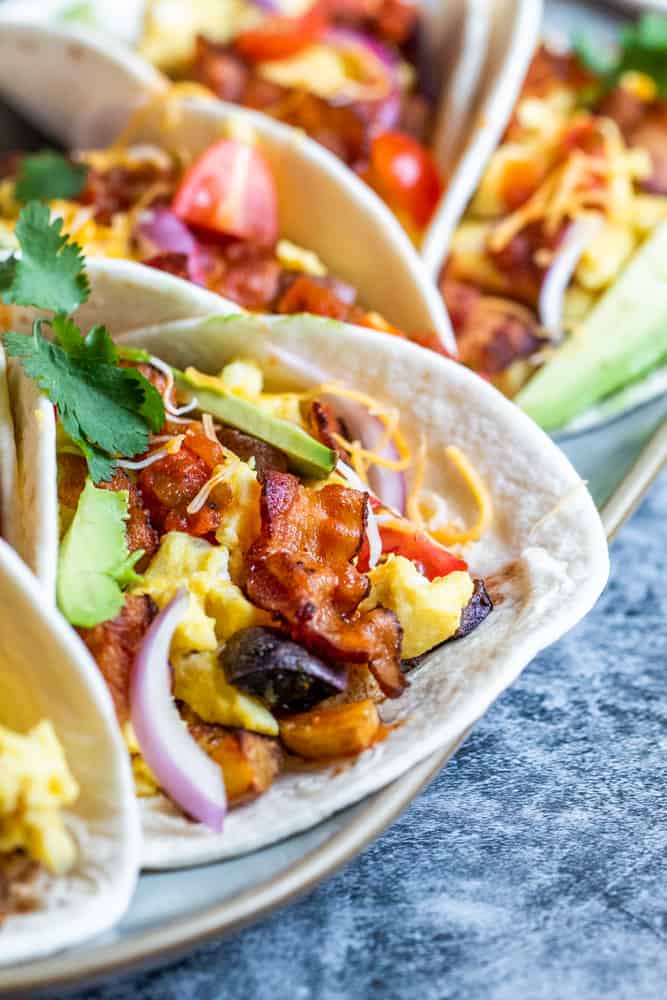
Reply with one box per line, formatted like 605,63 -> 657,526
78,472 -> 667,1000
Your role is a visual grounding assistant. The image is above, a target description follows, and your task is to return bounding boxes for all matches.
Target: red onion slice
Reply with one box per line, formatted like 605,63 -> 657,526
538,216 -> 603,339
130,589 -> 226,832
137,207 -> 212,286
269,345 -> 407,513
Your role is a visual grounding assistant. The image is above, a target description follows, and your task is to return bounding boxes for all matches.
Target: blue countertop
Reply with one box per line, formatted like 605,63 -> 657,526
82,470 -> 667,999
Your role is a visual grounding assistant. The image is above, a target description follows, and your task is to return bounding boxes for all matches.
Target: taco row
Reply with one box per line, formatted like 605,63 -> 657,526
0,1 -> 612,966
1,3 -> 665,432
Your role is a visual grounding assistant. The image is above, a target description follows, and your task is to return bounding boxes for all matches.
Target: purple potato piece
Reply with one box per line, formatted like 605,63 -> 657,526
221,627 -> 347,713
401,579 -> 493,673
453,579 -> 493,639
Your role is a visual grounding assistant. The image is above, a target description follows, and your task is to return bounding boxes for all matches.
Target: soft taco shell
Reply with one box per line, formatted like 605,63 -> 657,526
0,539 -> 140,963
5,262 -> 608,868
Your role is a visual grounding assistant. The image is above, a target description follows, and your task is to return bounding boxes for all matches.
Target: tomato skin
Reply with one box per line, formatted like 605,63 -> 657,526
375,525 -> 467,579
234,1 -> 329,62
171,139 -> 279,246
368,130 -> 443,229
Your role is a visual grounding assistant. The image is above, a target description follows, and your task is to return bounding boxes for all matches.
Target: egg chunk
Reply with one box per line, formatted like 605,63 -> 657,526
172,650 -> 278,736
0,721 -> 79,874
136,532 -> 266,652
361,556 -> 474,658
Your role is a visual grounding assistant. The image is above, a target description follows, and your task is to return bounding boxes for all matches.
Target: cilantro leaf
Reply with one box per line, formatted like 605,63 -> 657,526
4,320 -> 165,482
0,202 -> 89,313
52,313 -> 118,364
14,152 -> 88,204
575,13 -> 667,98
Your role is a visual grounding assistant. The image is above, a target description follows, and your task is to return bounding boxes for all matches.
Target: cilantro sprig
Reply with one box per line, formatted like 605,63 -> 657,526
1,202 -> 165,483
575,13 -> 667,99
14,152 -> 88,205
0,202 -> 89,312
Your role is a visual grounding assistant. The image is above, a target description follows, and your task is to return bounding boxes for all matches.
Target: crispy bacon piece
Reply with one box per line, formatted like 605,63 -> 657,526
58,453 -> 159,559
205,239 -> 283,310
0,852 -> 40,924
216,426 -> 288,479
441,279 -> 546,376
308,399 -> 349,461
137,428 -> 227,538
626,104 -> 667,196
79,594 -> 156,722
79,162 -> 176,224
276,273 -> 370,325
245,472 -> 405,697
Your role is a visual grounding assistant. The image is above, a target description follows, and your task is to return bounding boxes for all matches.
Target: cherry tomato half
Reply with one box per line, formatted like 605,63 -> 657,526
171,139 -> 279,246
368,130 -> 444,229
234,1 -> 329,63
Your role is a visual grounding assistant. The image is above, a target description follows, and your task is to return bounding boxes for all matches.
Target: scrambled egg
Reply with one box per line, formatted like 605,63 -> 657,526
136,532 -> 266,651
276,239 -> 327,277
172,650 -> 278,735
0,721 -> 79,874
139,0 -> 251,73
361,556 -> 474,659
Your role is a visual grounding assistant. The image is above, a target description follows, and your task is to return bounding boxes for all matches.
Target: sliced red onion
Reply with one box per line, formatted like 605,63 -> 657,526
336,460 -> 382,568
130,589 -> 226,832
538,216 -> 603,340
137,207 -> 212,287
268,345 -> 407,513
251,0 -> 281,9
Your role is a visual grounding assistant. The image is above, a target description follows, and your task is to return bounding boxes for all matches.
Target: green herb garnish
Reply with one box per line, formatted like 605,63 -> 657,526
0,202 -> 89,312
14,152 -> 88,204
575,13 -> 667,98
1,202 -> 165,482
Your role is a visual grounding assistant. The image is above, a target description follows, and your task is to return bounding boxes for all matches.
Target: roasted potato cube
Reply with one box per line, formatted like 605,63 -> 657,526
280,699 -> 380,759
183,706 -> 282,805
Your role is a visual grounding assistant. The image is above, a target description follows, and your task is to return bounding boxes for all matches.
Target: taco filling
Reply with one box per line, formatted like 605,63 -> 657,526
134,0 -> 443,241
0,130 -> 406,336
0,720 -> 79,924
1,204 -> 492,832
442,14 -> 667,428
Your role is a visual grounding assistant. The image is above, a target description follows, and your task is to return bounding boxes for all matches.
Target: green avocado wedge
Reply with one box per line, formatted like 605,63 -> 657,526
177,370 -> 336,480
516,222 -> 667,431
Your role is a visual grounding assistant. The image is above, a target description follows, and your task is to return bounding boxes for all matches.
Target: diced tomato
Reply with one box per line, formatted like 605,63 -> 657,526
183,427 -> 225,470
171,139 -> 279,246
367,130 -> 443,229
380,526 -> 467,578
360,524 -> 467,579
234,1 -> 329,62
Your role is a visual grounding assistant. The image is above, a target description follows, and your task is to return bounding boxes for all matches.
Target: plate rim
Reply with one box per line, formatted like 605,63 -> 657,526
0,732 -> 468,998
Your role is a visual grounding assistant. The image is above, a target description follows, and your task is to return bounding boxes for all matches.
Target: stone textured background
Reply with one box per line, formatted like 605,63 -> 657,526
79,470 -> 667,999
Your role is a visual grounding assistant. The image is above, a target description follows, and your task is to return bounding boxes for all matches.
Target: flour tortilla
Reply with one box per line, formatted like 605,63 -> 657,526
0,15 -> 452,348
0,539 -> 140,964
5,261 -> 608,869
422,0 -> 543,275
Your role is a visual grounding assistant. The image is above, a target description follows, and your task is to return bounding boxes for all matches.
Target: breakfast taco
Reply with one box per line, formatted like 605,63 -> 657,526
0,17 -> 450,346
440,13 -> 667,431
0,2 -> 542,261
0,536 -> 140,963
1,205 -> 607,867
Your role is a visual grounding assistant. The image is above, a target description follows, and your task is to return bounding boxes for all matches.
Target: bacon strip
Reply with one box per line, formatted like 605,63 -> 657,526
245,472 -> 405,697
79,594 -> 156,722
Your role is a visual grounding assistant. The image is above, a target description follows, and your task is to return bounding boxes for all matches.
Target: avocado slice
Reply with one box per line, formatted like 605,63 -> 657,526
516,222 -> 667,430
177,370 -> 336,479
